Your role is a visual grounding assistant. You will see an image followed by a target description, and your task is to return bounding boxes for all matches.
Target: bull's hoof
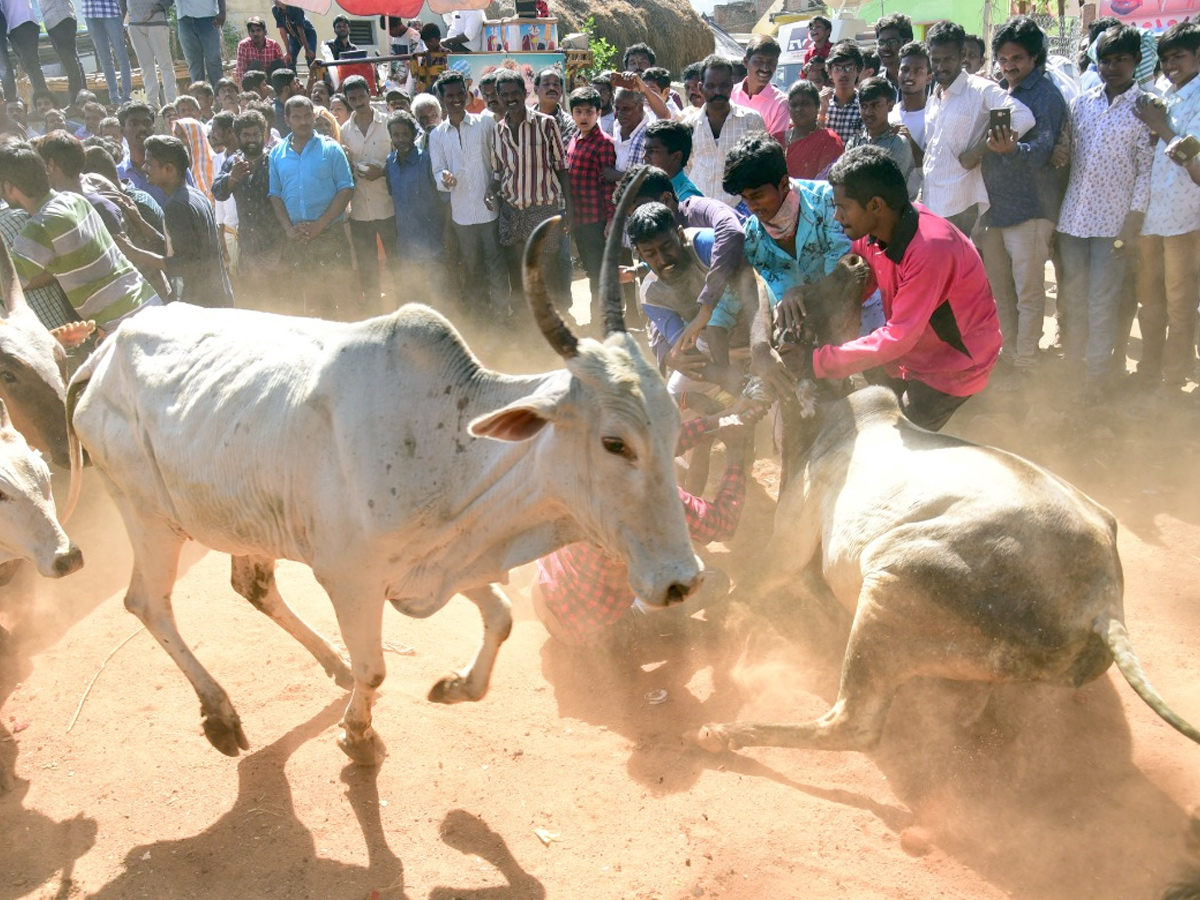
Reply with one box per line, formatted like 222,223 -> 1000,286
202,713 -> 249,757
427,672 -> 481,704
338,729 -> 387,767
687,723 -> 741,753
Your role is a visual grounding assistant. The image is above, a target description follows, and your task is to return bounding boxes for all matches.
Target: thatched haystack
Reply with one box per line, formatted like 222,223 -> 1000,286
487,0 -> 716,75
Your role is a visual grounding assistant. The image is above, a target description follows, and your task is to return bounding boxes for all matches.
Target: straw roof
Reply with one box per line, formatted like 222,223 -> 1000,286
487,0 -> 716,75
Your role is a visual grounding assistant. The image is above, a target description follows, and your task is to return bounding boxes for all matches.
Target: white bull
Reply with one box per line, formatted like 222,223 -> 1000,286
0,397 -> 81,579
65,177 -> 703,766
694,258 -> 1200,754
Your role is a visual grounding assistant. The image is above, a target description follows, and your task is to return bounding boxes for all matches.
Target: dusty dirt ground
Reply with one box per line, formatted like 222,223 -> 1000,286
2,280 -> 1200,900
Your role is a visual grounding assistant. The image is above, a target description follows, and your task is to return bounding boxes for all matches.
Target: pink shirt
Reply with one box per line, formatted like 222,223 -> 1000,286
814,204 -> 1001,397
732,80 -> 790,137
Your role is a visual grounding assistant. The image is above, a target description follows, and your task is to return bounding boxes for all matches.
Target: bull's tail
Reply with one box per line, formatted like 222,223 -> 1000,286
1097,617 -> 1200,744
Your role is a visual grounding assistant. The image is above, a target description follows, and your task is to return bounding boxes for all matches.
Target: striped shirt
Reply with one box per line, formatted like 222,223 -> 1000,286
0,205 -> 74,331
428,113 -> 497,226
687,104 -> 766,210
176,118 -> 215,202
10,192 -> 158,328
491,109 -> 565,210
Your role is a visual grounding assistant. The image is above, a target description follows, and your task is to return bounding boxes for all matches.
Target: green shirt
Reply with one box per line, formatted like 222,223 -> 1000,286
11,191 -> 158,327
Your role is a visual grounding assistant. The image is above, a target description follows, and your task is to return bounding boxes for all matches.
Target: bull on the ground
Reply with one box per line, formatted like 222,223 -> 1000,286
694,255 -> 1200,754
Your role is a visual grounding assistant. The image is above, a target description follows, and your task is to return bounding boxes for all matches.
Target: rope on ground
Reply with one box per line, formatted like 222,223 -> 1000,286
66,625 -> 146,734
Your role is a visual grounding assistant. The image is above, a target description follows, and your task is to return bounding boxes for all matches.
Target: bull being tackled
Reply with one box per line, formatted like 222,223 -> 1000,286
65,171 -> 703,767
695,254 -> 1200,754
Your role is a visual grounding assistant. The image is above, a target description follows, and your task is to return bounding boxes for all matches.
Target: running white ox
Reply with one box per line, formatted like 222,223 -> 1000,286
65,177 -> 702,766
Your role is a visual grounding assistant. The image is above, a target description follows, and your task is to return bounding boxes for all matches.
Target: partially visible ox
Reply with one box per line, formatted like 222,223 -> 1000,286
65,173 -> 703,766
694,255 -> 1200,753
0,240 -> 71,469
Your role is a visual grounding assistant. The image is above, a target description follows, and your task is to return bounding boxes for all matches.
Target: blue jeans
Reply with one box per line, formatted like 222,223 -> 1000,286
1058,233 -> 1127,381
85,16 -> 131,106
285,22 -> 318,64
177,15 -> 223,85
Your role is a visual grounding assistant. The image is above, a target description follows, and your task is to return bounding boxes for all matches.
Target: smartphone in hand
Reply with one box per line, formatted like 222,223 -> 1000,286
989,107 -> 1011,131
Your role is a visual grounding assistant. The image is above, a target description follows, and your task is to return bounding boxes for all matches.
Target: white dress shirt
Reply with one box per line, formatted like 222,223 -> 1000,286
686,103 -> 766,209
428,112 -> 498,226
341,107 -> 395,222
1142,75 -> 1200,237
922,70 -> 1035,218
444,9 -> 484,52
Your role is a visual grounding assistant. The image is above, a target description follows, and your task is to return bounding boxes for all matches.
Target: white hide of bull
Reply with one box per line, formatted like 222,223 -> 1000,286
64,173 -> 703,766
695,385 -> 1200,754
0,397 -> 81,579
692,254 -> 1199,754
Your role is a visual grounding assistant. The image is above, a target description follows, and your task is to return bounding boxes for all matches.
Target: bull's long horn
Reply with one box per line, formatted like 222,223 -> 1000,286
600,167 -> 649,337
0,233 -> 29,318
523,216 -> 579,359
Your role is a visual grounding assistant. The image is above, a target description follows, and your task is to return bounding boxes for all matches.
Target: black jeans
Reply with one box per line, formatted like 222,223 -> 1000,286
349,216 -> 397,308
877,373 -> 972,432
47,18 -> 86,100
0,16 -> 48,100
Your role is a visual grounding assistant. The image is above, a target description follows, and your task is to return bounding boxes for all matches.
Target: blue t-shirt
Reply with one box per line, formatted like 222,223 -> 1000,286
268,133 -> 354,225
384,146 -> 446,260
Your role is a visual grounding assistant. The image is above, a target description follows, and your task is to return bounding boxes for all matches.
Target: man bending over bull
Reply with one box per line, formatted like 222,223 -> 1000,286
755,146 -> 1001,431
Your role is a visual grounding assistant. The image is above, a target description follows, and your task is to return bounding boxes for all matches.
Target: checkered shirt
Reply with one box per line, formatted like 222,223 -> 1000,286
566,126 -> 616,227
824,94 -> 863,148
81,0 -> 121,17
0,205 -> 74,330
534,418 -> 747,646
237,37 -> 286,82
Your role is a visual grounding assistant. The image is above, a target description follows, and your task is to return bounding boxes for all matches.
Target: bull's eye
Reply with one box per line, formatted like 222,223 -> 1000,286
0,370 -> 15,384
0,490 -> 9,502
601,436 -> 632,459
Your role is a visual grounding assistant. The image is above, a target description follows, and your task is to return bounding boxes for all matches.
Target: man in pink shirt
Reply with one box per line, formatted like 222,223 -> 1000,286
732,35 -> 790,137
764,146 -> 1000,431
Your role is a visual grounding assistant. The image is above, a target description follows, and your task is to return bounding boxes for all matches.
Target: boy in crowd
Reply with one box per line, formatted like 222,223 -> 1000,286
759,147 -> 1000,432
385,88 -> 411,114
804,15 -> 832,64
565,86 -> 616,317
777,80 -> 843,179
121,135 -> 233,307
188,82 -> 215,121
889,41 -> 931,198
1057,24 -> 1153,399
971,16 -> 1068,383
243,71 -> 270,100
682,62 -> 705,112
644,118 -> 702,201
874,13 -> 915,98
722,134 -> 853,347
1131,22 -> 1200,396
820,41 -> 864,146
848,76 -> 914,188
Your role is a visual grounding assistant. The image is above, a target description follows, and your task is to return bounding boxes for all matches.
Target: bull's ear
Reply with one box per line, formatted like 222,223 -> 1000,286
469,396 -> 558,442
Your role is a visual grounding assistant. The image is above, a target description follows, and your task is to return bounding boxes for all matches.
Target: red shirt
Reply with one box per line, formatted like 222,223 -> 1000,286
803,38 -> 832,65
813,203 -> 1001,397
566,125 -> 616,226
534,418 -> 746,646
774,127 -> 844,180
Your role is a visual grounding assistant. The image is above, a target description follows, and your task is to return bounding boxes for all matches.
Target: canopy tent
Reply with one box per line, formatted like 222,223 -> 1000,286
275,0 -> 489,19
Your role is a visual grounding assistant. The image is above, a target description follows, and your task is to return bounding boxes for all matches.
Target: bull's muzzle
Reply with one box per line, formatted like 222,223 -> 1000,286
52,544 -> 83,578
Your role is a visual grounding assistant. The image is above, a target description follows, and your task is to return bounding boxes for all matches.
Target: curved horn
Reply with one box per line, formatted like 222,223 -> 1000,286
600,167 -> 649,337
0,235 -> 28,318
523,215 -> 579,359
